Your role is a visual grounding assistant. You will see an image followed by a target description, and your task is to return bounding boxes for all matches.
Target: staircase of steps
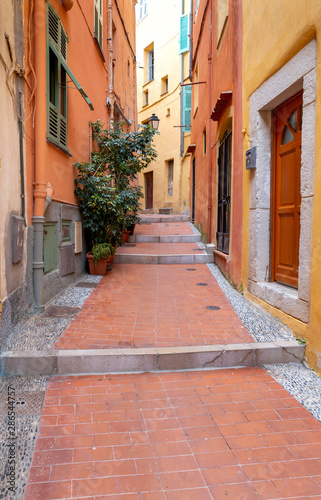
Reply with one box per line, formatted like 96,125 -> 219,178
114,214 -> 214,265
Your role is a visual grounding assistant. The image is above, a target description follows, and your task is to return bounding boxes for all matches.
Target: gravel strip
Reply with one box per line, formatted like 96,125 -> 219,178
2,274 -> 102,352
264,363 -> 321,422
207,263 -> 294,342
0,375 -> 48,499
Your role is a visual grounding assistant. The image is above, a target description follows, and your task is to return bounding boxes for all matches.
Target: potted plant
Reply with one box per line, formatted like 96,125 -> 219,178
74,120 -> 157,272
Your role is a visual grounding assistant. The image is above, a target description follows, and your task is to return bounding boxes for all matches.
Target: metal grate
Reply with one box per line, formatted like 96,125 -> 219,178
186,268 -> 196,271
197,283 -> 208,286
75,282 -> 97,288
125,244 -> 136,247
0,392 -> 45,417
45,306 -> 81,318
206,305 -> 220,311
192,248 -> 203,251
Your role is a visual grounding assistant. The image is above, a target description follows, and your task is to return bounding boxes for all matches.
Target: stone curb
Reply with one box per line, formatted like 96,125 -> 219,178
128,235 -> 201,243
140,215 -> 190,224
1,341 -> 305,376
114,253 -> 214,264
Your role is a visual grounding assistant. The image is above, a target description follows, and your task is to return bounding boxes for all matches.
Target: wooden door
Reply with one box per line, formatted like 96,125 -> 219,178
145,171 -> 153,209
272,92 -> 302,288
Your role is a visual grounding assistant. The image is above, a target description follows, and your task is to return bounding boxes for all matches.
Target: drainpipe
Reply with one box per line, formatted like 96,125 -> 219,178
207,0 -> 213,242
107,0 -> 114,127
32,0 -> 47,312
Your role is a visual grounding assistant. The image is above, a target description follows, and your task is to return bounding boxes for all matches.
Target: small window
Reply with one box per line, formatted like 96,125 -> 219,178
94,0 -> 103,49
203,129 -> 207,155
148,48 -> 154,81
161,76 -> 168,95
138,0 -> 148,21
182,85 -> 192,132
143,90 -> 149,106
62,220 -> 71,242
167,160 -> 174,197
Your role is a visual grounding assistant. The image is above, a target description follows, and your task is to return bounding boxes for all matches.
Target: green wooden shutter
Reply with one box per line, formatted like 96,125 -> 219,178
47,3 -> 68,150
43,223 -> 57,274
183,85 -> 192,132
179,14 -> 189,54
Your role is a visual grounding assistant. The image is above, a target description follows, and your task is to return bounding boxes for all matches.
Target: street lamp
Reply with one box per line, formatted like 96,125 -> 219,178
148,113 -> 160,130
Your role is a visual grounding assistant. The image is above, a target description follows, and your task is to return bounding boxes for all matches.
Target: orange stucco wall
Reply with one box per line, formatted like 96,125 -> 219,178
24,0 -> 137,223
190,0 -> 243,287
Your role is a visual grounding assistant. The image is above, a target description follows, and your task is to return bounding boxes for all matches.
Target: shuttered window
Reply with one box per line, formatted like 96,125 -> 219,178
179,14 -> 190,54
47,3 -> 68,150
47,3 -> 94,152
182,85 -> 192,132
94,0 -> 103,49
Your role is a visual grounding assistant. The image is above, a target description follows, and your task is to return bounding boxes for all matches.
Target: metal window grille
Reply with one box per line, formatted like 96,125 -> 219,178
216,130 -> 232,254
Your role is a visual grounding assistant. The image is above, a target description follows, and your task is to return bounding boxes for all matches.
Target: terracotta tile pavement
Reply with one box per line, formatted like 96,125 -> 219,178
25,368 -> 321,499
134,223 -> 194,236
54,264 -> 253,350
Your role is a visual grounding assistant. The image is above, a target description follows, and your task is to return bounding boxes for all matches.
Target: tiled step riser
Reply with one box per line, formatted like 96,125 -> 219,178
140,215 -> 190,224
1,342 -> 304,376
129,235 -> 201,243
114,254 -> 214,264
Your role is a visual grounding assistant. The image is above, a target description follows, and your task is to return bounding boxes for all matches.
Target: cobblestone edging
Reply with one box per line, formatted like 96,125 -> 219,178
2,274 -> 103,352
207,263 -> 294,342
264,363 -> 321,422
0,376 -> 48,500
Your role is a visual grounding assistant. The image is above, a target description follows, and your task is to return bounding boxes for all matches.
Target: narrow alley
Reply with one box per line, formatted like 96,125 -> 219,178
2,217 -> 321,499
1,0 -> 321,498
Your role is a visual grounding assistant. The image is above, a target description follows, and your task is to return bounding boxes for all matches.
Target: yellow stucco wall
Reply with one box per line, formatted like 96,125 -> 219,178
136,0 -> 190,213
242,0 -> 321,372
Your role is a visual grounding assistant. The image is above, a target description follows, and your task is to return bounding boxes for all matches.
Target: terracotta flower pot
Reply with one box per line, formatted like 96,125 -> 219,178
87,253 -> 108,275
121,230 -> 130,244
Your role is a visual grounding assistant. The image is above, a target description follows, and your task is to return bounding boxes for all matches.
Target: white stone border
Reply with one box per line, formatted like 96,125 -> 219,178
248,39 -> 317,323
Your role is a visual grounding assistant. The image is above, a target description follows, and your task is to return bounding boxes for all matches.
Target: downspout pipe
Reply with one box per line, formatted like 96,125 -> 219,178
180,0 -> 184,157
32,0 -> 47,312
207,0 -> 213,242
107,0 -> 114,128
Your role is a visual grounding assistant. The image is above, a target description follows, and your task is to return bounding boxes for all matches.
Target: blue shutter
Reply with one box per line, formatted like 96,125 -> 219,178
183,85 -> 192,132
179,14 -> 189,54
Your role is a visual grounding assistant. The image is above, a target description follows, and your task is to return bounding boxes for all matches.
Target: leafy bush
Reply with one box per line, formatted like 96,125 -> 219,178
74,121 -> 157,253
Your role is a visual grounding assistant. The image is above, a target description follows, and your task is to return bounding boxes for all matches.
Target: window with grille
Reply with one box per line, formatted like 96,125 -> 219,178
216,130 -> 232,254
94,0 -> 103,49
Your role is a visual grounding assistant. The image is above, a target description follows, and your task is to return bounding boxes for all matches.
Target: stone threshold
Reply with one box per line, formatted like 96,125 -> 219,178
1,341 -> 304,376
140,215 -> 190,223
129,235 -> 201,243
114,254 -> 214,264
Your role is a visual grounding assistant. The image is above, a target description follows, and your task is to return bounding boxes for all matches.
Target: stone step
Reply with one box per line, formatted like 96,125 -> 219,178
114,253 -> 214,264
140,215 -> 190,224
129,234 -> 201,243
1,341 -> 305,376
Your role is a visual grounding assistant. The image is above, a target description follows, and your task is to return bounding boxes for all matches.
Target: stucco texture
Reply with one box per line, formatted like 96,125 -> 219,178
242,0 -> 321,372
